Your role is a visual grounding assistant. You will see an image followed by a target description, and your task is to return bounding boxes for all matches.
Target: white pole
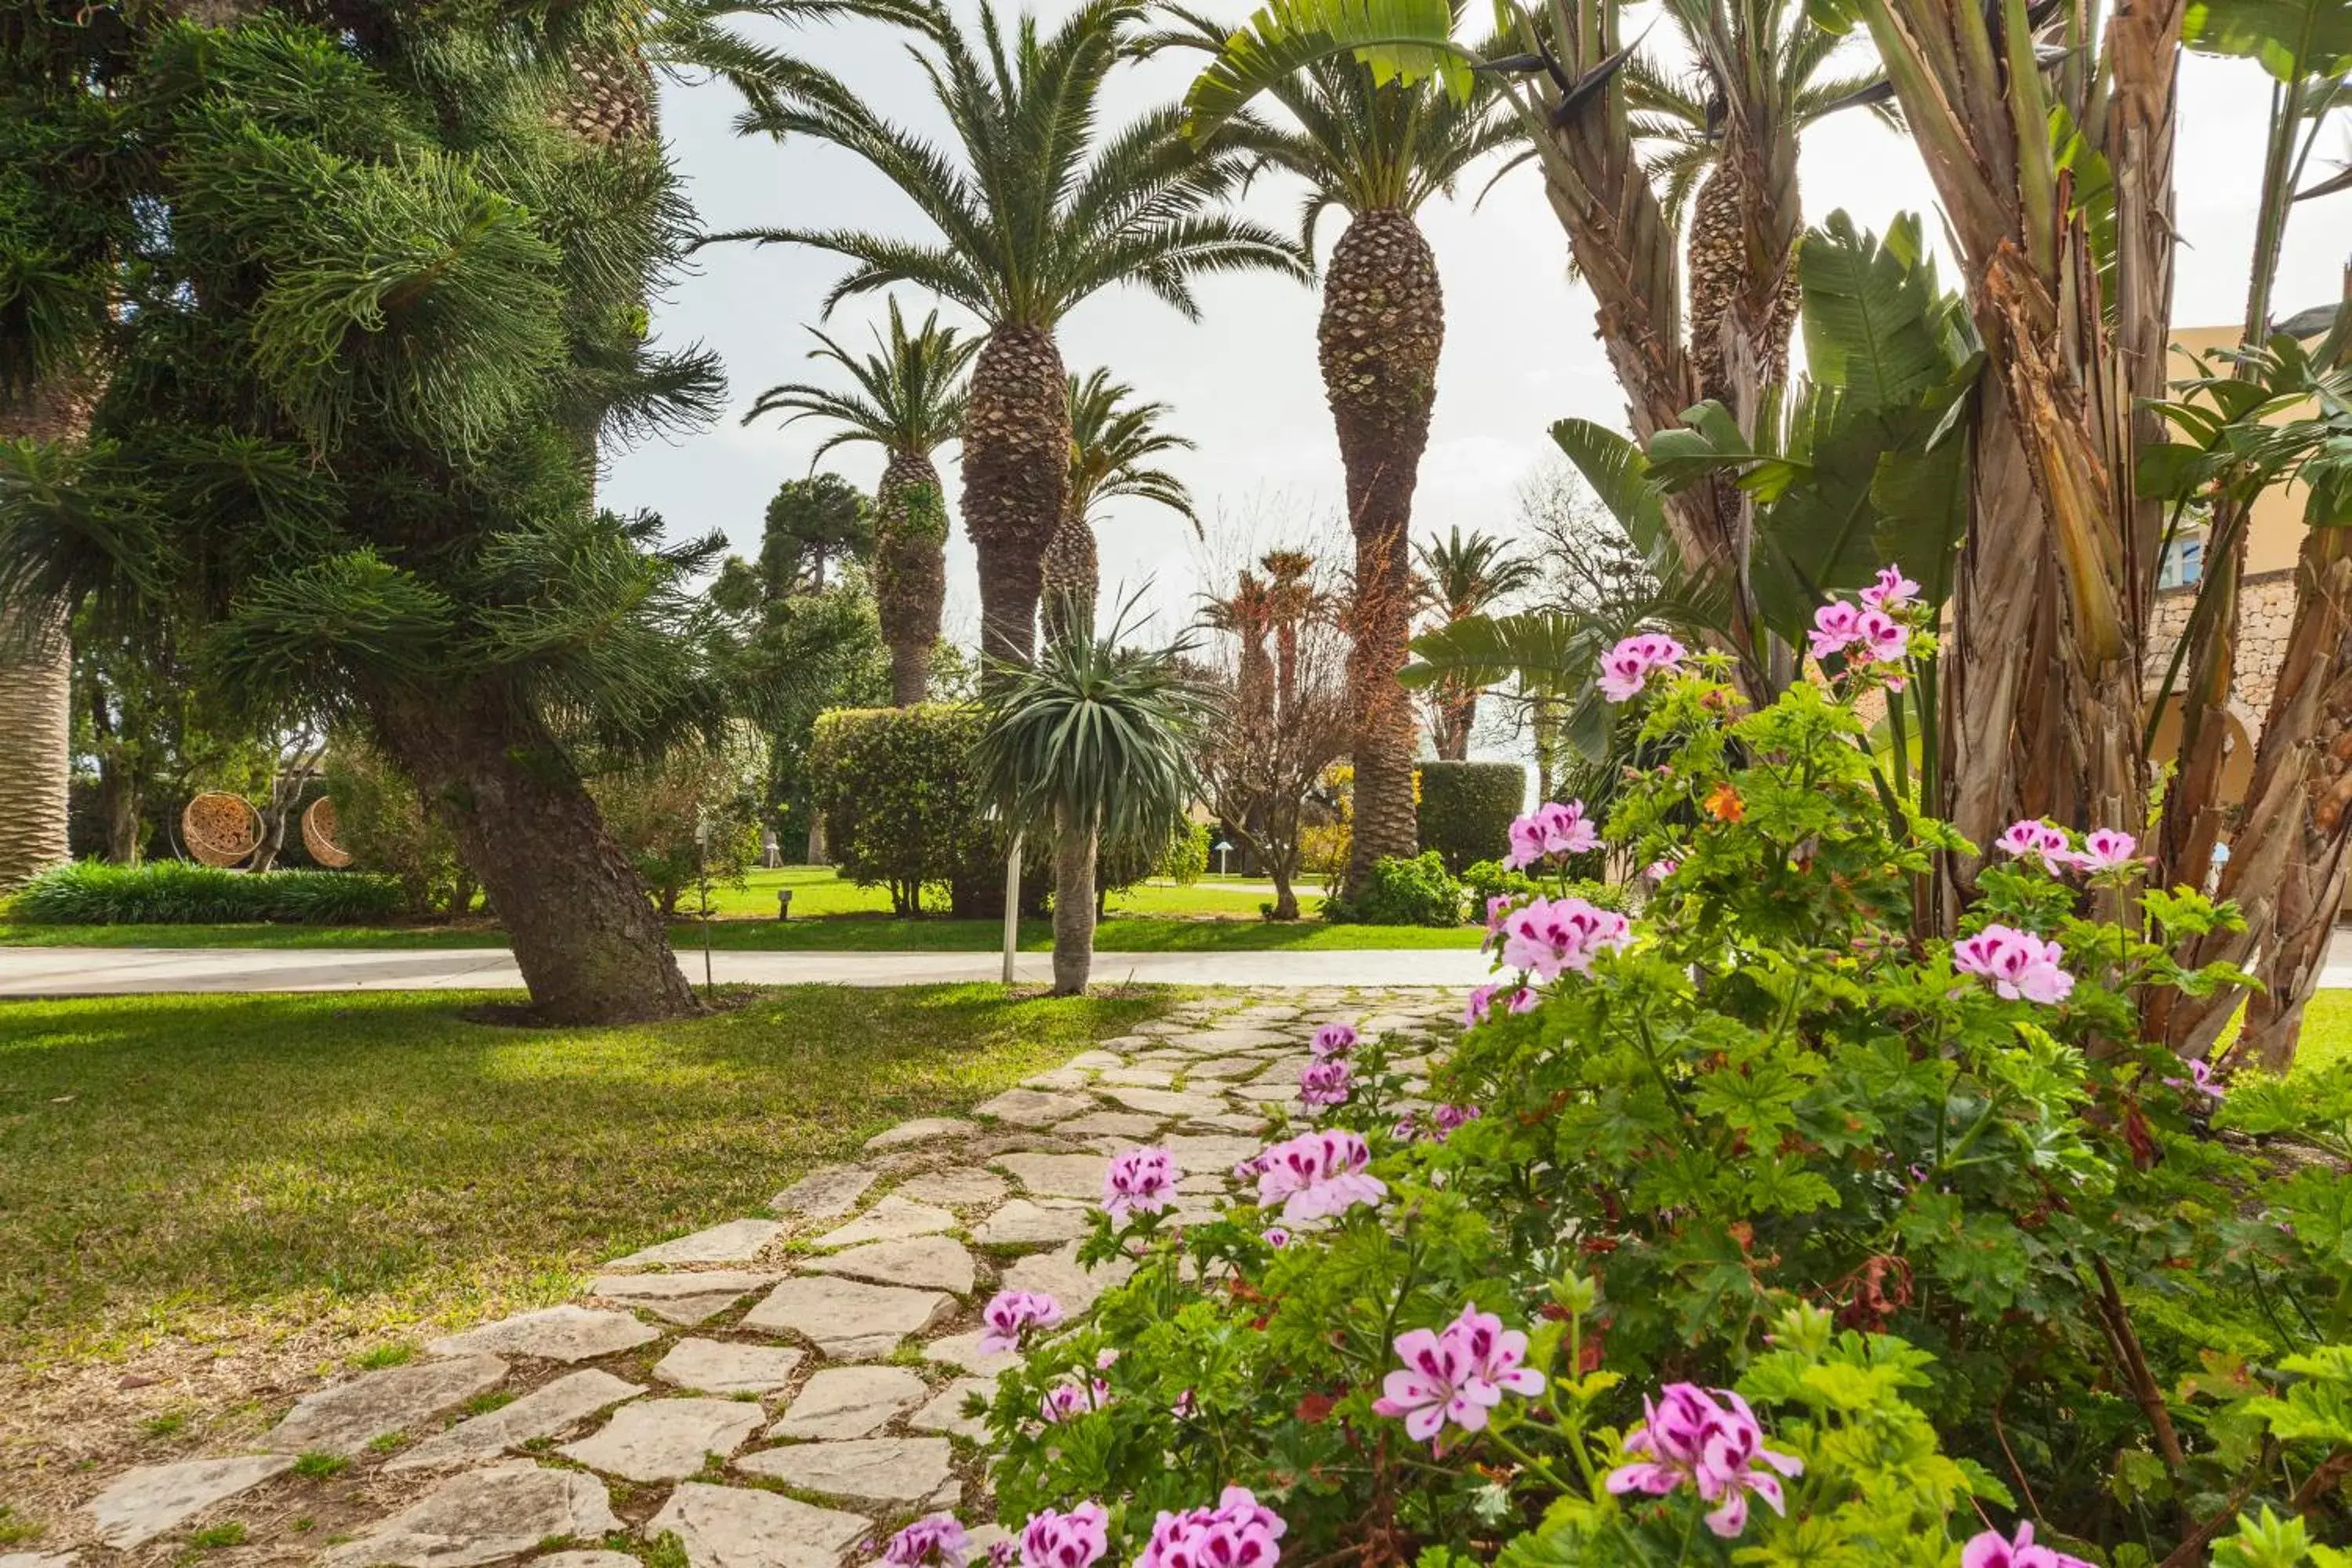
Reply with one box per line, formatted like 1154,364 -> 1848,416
1001,830 -> 1022,985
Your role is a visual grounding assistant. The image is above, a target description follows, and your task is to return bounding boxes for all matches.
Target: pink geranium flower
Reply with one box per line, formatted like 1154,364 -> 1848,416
887,1515 -> 970,1568
1500,895 -> 1632,981
1298,1059 -> 1353,1109
1606,1383 -> 1802,1538
1860,564 -> 1921,612
1952,923 -> 2074,1005
1808,600 -> 1862,662
976,1290 -> 1062,1356
2071,827 -> 2140,874
1371,1304 -> 1547,1447
1599,634 -> 1685,702
1994,819 -> 2074,873
1962,1523 -> 2095,1568
1310,1022 -> 1358,1058
1039,1377 -> 1112,1423
1253,1129 -> 1386,1222
1137,1487 -> 1287,1568
2163,1058 -> 2228,1102
1103,1147 -> 1178,1221
1504,800 -> 1601,869
1019,1504 -> 1109,1568
1431,1104 -> 1481,1140
1853,608 -> 1908,664
1261,1226 -> 1290,1248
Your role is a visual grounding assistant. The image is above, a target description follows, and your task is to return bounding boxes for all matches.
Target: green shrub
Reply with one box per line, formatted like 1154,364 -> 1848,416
807,704 -> 1040,917
1459,856 -> 1538,918
9,860 -> 404,924
1320,850 -> 1461,926
590,729 -> 768,916
1414,760 -> 1526,874
1158,820 -> 1212,884
327,738 -> 470,917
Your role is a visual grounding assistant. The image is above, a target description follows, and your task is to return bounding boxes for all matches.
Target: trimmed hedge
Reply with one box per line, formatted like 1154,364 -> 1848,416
807,704 -> 1042,917
1415,760 -> 1527,874
8,859 -> 406,924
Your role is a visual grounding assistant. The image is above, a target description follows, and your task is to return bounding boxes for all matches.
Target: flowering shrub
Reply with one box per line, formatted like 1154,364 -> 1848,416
978,579 -> 2352,1568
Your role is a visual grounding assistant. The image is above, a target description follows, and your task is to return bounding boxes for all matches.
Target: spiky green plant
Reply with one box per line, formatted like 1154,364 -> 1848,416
1040,369 -> 1200,644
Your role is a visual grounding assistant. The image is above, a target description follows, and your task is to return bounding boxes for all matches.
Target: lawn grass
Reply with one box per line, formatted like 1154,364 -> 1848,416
0,913 -> 1488,951
697,864 -> 1290,920
0,984 -> 1172,1365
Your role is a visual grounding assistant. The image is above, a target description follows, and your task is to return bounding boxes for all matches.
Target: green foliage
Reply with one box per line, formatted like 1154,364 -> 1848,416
9,860 -> 402,925
753,474 -> 873,596
1414,760 -> 1526,874
710,574 -> 891,852
589,730 -> 768,916
1460,856 -> 1539,913
808,704 -> 1016,916
1160,821 -> 1214,884
742,298 -> 977,463
325,737 -> 470,918
1323,849 -> 1461,924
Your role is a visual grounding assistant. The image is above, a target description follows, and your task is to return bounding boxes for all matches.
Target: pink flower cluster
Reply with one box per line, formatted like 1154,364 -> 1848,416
2163,1058 -> 2227,1102
1018,1503 -> 1109,1568
1962,1523 -> 2094,1568
1103,1147 -> 1178,1221
1599,633 -> 1686,703
1952,923 -> 2074,1005
1644,857 -> 1679,882
1432,1103 -> 1480,1138
1504,800 -> 1601,869
1370,1304 -> 1548,1446
1808,568 -> 1921,686
1500,895 -> 1632,980
1297,1059 -> 1352,1109
886,1515 -> 971,1568
1606,1383 -> 1803,1538
1039,1376 -> 1112,1424
1253,1128 -> 1386,1222
1464,981 -> 1537,1026
1136,1486 -> 1286,1568
1310,1021 -> 1357,1057
1997,820 -> 2143,877
976,1290 -> 1062,1356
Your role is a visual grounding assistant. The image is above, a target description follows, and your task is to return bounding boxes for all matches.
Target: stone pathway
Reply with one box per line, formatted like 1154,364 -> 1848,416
38,989 -> 1460,1568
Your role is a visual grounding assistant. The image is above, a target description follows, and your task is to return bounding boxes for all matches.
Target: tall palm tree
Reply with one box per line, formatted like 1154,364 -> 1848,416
742,299 -> 978,703
972,609 -> 1208,994
1412,527 -> 1537,758
1160,4 -> 1515,897
1040,369 -> 1200,644
714,0 -> 1308,671
1261,547 -> 1323,728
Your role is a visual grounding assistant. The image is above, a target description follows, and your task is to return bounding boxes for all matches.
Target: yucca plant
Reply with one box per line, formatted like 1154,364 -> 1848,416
713,0 -> 1307,670
971,604 -> 1210,993
1040,369 -> 1200,645
743,299 -> 978,702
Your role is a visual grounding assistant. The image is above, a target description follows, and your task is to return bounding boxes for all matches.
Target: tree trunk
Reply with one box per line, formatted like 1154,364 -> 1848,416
1321,209 -> 1439,896
876,451 -> 949,706
964,325 -> 1069,671
1051,810 -> 1097,996
0,380 -> 93,890
1268,855 -> 1301,921
1039,506 -> 1099,648
2169,527 -> 2352,1065
379,683 -> 697,1024
100,760 -> 142,865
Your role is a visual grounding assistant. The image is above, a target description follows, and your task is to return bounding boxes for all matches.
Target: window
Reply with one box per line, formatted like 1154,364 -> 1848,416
2158,531 -> 2206,590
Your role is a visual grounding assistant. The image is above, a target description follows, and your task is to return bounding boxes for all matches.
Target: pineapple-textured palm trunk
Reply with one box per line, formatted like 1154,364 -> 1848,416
876,452 -> 950,705
1051,806 -> 1098,996
1039,510 -> 1098,647
964,326 -> 1071,671
1323,209 -> 1440,897
381,684 -> 698,1024
0,383 -> 93,888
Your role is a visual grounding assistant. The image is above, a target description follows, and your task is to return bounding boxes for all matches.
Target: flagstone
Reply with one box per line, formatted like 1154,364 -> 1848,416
1064,1051 -> 1126,1070
1052,1110 -> 1165,1139
906,1377 -> 995,1440
1186,1111 -> 1271,1134
800,1234 -> 976,1294
1095,1066 -> 1176,1088
973,1087 -> 1098,1126
538,1555 -> 641,1568
644,1482 -> 870,1568
866,1117 -> 978,1151
921,1329 -> 1022,1377
559,1397 -> 765,1483
742,1276 -> 955,1359
428,1306 -> 659,1364
1166,1134 -> 1266,1172
607,1219 -> 783,1269
812,1194 -> 957,1248
893,1167 -> 1009,1209
993,1151 -> 1109,1201
652,1338 -> 805,1395
387,1369 -> 641,1473
971,1199 -> 1092,1246
1096,1087 -> 1230,1118
1170,1028 -> 1295,1049
0,1556 -> 76,1568
322,1462 -> 619,1568
1001,1241 -> 1134,1319
589,1271 -> 778,1325
768,1366 -> 928,1439
85,1455 -> 296,1549
1229,1081 -> 1298,1103
1179,1057 -> 1263,1080
1021,1068 -> 1097,1092
736,1436 -> 955,1505
771,1167 -> 877,1221
266,1354 -> 508,1456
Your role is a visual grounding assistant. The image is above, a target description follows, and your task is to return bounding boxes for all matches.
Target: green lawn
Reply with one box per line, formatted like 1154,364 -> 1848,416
0,985 -> 1171,1366
0,914 -> 1487,951
698,864 -> 1294,920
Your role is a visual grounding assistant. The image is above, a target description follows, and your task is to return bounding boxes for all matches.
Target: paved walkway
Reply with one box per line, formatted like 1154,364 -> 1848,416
30,990 -> 1452,1567
0,944 -> 1494,996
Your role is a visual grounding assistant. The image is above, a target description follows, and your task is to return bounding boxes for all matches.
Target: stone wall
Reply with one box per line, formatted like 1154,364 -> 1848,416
2143,569 -> 2297,744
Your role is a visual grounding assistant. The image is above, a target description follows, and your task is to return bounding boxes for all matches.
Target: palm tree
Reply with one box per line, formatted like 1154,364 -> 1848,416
713,0 -> 1308,671
1412,526 -> 1537,758
972,608 -> 1209,993
742,299 -> 977,703
1159,4 -> 1515,898
1040,369 -> 1200,645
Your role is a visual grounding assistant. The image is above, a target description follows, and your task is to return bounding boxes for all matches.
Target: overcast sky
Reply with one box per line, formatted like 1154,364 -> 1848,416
607,6 -> 2352,654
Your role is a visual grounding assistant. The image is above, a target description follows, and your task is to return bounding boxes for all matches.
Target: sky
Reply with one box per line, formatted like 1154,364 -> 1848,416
606,6 -> 2352,659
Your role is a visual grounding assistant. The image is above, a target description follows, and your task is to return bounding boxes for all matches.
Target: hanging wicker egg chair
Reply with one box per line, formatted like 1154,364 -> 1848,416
182,792 -> 263,868
301,797 -> 354,868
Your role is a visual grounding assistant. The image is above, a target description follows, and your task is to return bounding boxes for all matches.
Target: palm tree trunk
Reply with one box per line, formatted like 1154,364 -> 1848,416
379,682 -> 698,1024
876,451 -> 949,705
1039,507 -> 1099,647
1051,808 -> 1097,996
0,380 -> 95,890
964,325 -> 1070,671
1322,208 -> 1439,896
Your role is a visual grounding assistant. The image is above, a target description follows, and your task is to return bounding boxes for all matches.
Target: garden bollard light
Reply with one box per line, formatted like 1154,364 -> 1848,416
777,890 -> 793,921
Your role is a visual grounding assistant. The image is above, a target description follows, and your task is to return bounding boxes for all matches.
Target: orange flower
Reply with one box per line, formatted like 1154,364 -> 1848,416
1705,782 -> 1746,822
